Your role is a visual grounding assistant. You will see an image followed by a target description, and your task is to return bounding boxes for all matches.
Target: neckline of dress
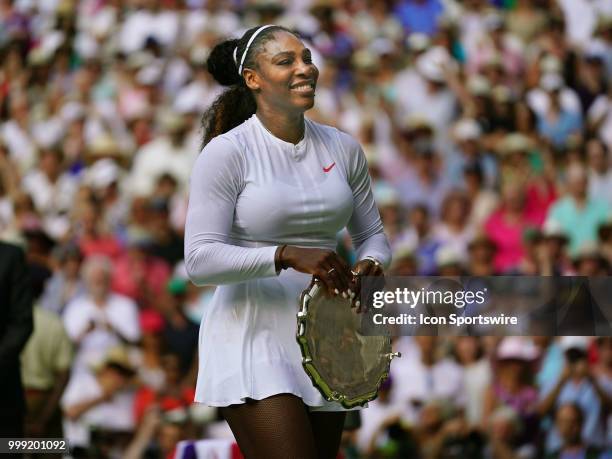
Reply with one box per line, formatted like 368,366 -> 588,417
253,114 -> 309,149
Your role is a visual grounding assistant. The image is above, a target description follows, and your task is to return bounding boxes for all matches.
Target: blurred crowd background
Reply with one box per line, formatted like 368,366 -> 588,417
1,0 -> 612,457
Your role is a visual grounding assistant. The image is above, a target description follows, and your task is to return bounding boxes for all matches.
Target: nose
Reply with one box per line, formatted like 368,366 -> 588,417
296,58 -> 317,78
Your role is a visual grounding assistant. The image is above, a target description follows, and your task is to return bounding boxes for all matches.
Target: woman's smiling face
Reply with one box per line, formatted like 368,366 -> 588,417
243,31 -> 319,113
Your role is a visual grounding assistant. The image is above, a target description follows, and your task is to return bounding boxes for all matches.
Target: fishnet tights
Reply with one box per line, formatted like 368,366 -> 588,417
219,393 -> 346,459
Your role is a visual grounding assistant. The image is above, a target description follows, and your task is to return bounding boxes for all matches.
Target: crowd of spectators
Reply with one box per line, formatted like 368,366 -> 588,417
2,0 -> 611,457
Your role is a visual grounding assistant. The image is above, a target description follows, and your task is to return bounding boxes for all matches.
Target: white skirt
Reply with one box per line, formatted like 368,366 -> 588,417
194,269 -> 362,412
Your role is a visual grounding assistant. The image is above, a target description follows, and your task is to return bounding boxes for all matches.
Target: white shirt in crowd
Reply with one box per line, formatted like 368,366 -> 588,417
63,293 -> 141,374
129,136 -> 197,196
21,170 -> 78,216
61,370 -> 135,448
389,352 -> 466,424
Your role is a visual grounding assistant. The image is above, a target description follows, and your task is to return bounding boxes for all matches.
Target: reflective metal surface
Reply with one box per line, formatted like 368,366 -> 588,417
296,279 -> 400,408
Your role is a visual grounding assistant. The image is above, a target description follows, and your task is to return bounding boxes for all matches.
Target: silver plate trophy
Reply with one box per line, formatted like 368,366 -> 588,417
296,277 -> 401,408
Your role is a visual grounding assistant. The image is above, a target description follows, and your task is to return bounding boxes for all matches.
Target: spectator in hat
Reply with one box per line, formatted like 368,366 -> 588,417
84,158 -> 130,235
63,255 -> 141,375
447,117 -> 498,190
375,183 -> 409,250
538,337 -> 612,453
572,242 -> 610,276
389,245 -> 419,276
546,403 -> 612,459
467,234 -> 497,275
435,244 -> 466,276
516,222 -> 570,276
546,163 -> 610,254
495,132 -> 534,182
482,337 -> 540,445
536,73 -> 583,151
61,346 -> 137,456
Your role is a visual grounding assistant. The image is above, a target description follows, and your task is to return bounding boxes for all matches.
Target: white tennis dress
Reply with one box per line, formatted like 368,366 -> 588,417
184,114 -> 391,411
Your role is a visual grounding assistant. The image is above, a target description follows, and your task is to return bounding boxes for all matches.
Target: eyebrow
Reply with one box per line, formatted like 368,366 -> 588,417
272,49 -> 311,59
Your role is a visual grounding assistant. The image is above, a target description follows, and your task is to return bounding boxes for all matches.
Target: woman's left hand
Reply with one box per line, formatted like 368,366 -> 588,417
351,258 -> 384,313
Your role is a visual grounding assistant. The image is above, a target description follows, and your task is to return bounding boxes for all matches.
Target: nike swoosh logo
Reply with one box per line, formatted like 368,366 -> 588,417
323,162 -> 336,173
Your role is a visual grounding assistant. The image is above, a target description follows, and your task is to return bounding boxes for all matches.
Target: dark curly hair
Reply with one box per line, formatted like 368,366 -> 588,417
201,25 -> 297,148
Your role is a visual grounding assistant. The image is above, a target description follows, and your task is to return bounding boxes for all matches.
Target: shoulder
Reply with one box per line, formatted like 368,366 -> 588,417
35,307 -> 62,327
0,241 -> 24,261
308,118 -> 361,152
196,124 -> 249,167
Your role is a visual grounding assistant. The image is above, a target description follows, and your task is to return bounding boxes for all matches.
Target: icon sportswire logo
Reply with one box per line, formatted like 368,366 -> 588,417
323,162 -> 336,173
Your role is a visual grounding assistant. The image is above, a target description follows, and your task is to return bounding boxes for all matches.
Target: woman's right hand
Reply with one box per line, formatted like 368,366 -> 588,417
278,246 -> 353,298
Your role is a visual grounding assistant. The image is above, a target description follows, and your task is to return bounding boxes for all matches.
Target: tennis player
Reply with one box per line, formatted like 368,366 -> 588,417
185,24 -> 391,458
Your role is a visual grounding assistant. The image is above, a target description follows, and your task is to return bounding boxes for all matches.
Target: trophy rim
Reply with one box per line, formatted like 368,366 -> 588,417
296,280 -> 394,409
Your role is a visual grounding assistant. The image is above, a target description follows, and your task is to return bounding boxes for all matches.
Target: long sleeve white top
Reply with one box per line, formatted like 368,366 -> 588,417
184,113 -> 391,409
184,114 -> 390,286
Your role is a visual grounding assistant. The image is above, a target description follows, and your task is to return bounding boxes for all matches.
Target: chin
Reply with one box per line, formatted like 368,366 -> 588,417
293,97 -> 316,112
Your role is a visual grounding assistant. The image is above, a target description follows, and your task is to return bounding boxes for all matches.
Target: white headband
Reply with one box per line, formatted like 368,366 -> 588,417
235,24 -> 274,76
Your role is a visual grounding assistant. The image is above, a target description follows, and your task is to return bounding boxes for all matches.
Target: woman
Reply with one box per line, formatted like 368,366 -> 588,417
184,25 -> 390,458
484,178 -> 540,273
482,337 -> 540,447
432,190 -> 475,260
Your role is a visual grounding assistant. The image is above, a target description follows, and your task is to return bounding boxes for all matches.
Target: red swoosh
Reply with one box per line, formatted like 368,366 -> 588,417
323,162 -> 336,172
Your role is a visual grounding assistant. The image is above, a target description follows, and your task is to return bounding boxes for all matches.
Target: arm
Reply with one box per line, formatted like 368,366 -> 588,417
105,298 -> 141,343
37,370 -> 70,426
123,406 -> 161,459
343,135 -> 391,268
63,393 -> 109,421
481,385 -> 497,428
537,365 -> 570,417
184,137 -> 278,286
0,244 -> 33,365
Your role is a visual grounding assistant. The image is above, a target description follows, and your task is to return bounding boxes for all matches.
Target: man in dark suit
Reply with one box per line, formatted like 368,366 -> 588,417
0,241 -> 34,441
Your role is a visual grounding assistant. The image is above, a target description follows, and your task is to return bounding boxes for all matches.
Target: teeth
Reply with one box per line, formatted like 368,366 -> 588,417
292,83 -> 314,91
